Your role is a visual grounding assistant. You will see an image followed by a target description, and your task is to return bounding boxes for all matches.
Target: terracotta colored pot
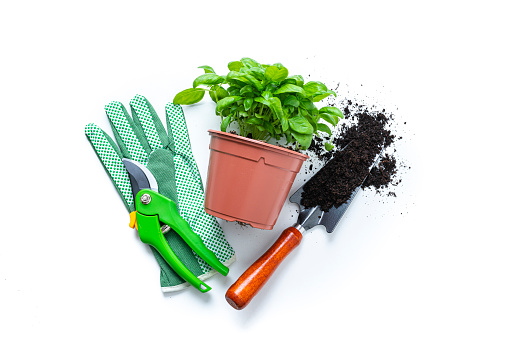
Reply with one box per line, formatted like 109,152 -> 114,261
204,130 -> 309,230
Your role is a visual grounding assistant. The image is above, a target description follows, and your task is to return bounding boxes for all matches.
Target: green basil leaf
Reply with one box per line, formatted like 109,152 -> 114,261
227,85 -> 239,93
254,97 -> 270,106
274,84 -> 306,96
265,83 -> 278,93
228,61 -> 243,71
319,106 -> 344,118
265,65 -> 289,82
198,65 -> 215,74
281,116 -> 289,132
289,116 -> 313,134
291,131 -> 313,149
283,95 -> 299,107
298,107 -> 309,117
298,98 -> 317,111
241,57 -> 260,68
283,75 -> 304,87
209,85 -> 229,103
246,116 -> 263,125
244,74 -> 264,91
240,85 -> 254,95
262,91 -> 272,100
325,142 -> 334,151
303,81 -> 328,96
273,67 -> 289,82
173,88 -> 206,105
246,66 -> 265,79
226,71 -> 250,84
193,74 -> 225,88
319,113 -> 338,125
305,114 -> 318,132
264,66 -> 278,80
221,114 -> 233,132
228,86 -> 241,96
312,90 -> 337,102
244,97 -> 253,111
317,123 -> 332,136
268,97 -> 284,121
217,96 -> 242,111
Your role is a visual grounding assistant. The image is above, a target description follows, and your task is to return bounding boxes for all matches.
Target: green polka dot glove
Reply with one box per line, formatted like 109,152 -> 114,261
85,94 -> 235,292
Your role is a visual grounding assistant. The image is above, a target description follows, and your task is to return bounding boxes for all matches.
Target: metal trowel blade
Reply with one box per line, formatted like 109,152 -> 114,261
291,148 -> 385,233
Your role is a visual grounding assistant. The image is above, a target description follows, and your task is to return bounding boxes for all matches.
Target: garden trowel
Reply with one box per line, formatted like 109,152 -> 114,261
225,149 -> 384,310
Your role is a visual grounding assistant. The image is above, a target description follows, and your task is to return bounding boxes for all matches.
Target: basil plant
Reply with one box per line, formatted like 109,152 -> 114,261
173,57 -> 343,150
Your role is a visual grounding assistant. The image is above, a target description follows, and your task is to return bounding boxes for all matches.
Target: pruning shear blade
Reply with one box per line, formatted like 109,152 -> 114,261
122,158 -> 158,195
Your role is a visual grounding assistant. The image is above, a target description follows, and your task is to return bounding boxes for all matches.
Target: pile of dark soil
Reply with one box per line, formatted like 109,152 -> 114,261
301,100 -> 401,211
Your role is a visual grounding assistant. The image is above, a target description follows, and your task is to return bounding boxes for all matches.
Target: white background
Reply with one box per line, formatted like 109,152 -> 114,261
1,1 -> 508,338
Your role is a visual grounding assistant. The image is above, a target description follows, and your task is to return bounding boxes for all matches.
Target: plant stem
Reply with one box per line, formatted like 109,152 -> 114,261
238,112 -> 246,137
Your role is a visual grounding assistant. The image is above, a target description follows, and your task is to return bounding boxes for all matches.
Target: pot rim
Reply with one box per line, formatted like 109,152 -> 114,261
208,129 -> 309,160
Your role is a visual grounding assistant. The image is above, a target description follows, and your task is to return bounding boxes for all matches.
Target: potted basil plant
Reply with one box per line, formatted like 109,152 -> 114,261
173,57 -> 343,230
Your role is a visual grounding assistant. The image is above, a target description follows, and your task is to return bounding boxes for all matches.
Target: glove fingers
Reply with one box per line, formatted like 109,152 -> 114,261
165,103 -> 204,184
165,103 -> 192,156
85,123 -> 135,212
105,101 -> 150,165
130,95 -> 170,151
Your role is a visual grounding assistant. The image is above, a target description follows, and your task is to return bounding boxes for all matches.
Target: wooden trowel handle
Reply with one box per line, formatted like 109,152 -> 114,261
225,226 -> 303,310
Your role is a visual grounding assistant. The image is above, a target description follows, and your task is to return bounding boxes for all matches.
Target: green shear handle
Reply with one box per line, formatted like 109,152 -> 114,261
134,189 -> 228,292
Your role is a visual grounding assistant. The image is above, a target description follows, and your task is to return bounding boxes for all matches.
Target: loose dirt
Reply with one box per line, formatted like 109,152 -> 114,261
301,99 -> 402,211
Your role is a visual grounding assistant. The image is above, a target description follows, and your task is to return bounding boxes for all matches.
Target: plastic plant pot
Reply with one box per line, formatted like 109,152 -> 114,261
204,130 -> 309,230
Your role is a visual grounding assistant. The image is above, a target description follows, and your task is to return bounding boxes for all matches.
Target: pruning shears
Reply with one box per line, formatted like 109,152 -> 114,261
122,158 -> 228,293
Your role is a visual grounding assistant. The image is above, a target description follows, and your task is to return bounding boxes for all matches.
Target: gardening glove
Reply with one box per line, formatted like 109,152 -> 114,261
85,94 -> 235,292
